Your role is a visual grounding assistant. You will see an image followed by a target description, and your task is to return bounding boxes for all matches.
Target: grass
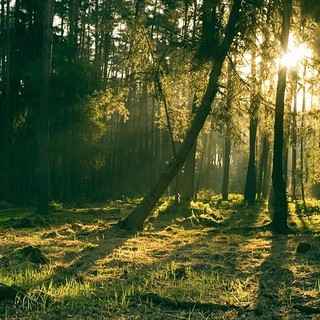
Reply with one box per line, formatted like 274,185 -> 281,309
0,194 -> 319,319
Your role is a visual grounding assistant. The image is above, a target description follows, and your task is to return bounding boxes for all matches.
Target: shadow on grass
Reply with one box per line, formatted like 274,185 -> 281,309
255,235 -> 293,318
1,200 -> 319,319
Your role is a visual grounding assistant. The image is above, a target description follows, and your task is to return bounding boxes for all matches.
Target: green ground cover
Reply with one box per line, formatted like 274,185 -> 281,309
0,195 -> 319,319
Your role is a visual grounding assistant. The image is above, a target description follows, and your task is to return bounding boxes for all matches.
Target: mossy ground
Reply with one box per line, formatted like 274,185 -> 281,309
0,195 -> 319,319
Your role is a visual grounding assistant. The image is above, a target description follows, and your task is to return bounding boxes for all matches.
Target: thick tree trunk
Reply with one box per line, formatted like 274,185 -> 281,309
119,0 -> 242,232
271,0 -> 292,233
37,0 -> 54,214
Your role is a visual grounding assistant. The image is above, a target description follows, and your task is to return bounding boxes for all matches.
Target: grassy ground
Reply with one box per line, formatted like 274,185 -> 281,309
0,194 -> 319,319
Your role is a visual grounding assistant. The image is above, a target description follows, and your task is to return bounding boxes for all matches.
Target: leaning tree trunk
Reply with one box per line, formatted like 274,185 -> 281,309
271,0 -> 292,233
119,0 -> 243,232
37,0 -> 54,214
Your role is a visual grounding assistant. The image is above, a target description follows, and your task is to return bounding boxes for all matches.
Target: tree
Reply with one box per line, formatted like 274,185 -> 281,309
270,0 -> 292,233
0,0 -> 11,201
290,70 -> 298,200
221,60 -> 234,201
181,96 -> 197,201
37,0 -> 54,214
244,49 -> 259,205
119,0 -> 243,232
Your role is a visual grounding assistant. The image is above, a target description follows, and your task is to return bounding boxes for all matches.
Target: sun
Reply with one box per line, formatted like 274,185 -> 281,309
279,40 -> 312,69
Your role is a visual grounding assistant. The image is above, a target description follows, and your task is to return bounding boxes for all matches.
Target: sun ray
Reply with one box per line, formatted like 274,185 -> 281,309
279,36 -> 312,68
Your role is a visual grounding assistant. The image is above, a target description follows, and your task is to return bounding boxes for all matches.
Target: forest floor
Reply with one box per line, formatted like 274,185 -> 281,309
0,194 -> 319,320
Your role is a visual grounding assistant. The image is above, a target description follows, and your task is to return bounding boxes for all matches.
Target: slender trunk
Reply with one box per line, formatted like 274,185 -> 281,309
119,0 -> 242,232
221,137 -> 231,201
37,0 -> 54,214
181,97 -> 197,201
244,49 -> 258,205
221,59 -> 233,201
271,0 -> 292,233
155,67 -> 180,203
0,0 -> 11,201
244,115 -> 258,204
291,75 -> 298,200
94,0 -> 102,87
69,0 -> 79,60
262,138 -> 272,199
204,130 -> 214,189
300,61 -> 307,211
257,134 -> 268,198
195,133 -> 208,192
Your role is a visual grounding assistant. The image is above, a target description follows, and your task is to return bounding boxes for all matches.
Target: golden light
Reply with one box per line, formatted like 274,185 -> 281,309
279,40 -> 312,69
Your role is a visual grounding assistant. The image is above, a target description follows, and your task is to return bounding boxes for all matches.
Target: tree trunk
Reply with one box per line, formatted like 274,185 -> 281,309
271,0 -> 292,233
37,0 -> 54,214
244,48 -> 259,205
119,0 -> 242,232
291,74 -> 298,200
244,115 -> 258,205
181,97 -> 198,201
257,134 -> 270,199
221,137 -> 231,201
195,133 -> 208,192
300,61 -> 307,211
221,58 -> 233,201
0,0 -> 11,201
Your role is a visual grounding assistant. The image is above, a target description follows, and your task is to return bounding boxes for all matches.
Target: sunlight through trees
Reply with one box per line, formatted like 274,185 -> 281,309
0,0 -> 320,232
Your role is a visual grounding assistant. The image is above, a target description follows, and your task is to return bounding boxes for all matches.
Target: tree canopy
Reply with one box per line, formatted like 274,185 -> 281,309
1,0 -> 320,232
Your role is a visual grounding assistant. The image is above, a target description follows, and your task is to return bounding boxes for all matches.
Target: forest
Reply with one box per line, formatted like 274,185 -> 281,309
0,0 -> 319,319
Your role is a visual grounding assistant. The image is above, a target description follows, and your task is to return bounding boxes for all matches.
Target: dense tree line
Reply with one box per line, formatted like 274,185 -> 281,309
1,0 -> 320,230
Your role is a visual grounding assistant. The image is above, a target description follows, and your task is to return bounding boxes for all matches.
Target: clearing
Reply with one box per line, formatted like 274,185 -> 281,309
0,194 -> 319,319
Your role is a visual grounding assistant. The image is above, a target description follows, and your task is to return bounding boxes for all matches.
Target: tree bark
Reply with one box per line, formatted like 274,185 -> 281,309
271,0 -> 292,233
0,0 -> 11,201
244,49 -> 259,205
221,137 -> 231,201
37,0 -> 54,214
291,73 -> 298,200
181,96 -> 198,201
300,61 -> 307,211
257,134 -> 270,199
221,59 -> 233,201
244,115 -> 258,205
119,0 -> 243,232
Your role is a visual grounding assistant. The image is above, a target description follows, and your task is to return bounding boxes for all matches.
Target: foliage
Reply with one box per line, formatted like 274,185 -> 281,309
1,0 -> 320,206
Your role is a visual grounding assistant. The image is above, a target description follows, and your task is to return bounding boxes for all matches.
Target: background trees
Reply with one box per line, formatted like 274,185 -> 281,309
0,0 -> 320,229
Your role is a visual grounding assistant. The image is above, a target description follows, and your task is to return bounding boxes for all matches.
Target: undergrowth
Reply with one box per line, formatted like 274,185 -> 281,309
0,193 -> 319,319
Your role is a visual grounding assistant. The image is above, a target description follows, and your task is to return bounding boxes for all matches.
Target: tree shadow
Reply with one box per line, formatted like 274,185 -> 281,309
46,223 -> 134,284
255,234 -> 294,318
